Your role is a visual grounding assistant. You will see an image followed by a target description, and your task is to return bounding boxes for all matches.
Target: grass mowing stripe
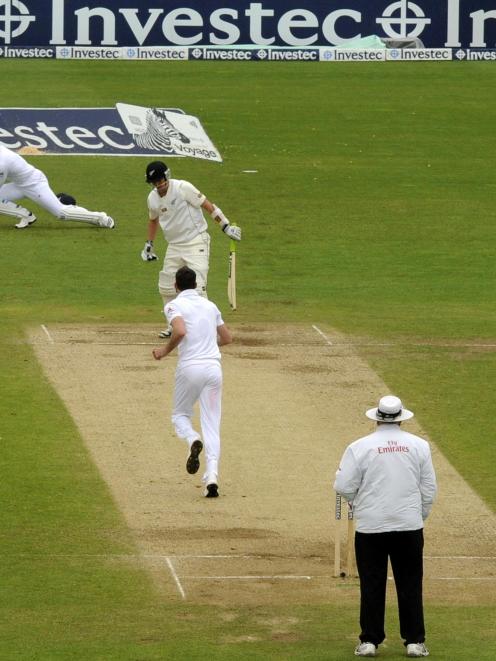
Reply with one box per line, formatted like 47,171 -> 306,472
0,59 -> 494,659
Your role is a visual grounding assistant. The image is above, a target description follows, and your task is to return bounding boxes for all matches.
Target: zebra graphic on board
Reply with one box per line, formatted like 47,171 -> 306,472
132,108 -> 191,153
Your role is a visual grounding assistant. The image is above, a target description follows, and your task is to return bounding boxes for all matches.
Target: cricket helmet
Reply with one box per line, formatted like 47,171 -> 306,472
365,395 -> 414,423
56,192 -> 77,205
145,161 -> 170,183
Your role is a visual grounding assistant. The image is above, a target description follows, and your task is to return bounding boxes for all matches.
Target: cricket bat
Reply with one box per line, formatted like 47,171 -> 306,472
227,232 -> 237,310
346,506 -> 355,577
334,493 -> 342,577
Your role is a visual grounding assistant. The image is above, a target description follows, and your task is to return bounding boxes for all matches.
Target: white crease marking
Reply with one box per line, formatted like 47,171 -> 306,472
41,324 -> 54,344
165,556 -> 186,599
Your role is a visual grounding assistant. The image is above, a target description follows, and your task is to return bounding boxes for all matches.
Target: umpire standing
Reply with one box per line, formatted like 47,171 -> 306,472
334,396 -> 437,659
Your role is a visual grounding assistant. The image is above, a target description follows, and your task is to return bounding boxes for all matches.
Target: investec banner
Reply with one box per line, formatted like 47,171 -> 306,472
0,106 -> 222,160
1,1 -> 495,50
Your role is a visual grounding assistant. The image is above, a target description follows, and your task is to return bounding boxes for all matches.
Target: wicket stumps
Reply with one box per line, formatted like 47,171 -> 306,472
334,493 -> 355,578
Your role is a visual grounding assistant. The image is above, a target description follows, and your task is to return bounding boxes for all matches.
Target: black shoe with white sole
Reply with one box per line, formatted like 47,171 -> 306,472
205,483 -> 219,498
186,440 -> 203,474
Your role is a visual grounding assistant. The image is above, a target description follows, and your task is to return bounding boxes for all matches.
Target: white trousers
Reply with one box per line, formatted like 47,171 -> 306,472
0,177 -> 66,216
158,233 -> 210,301
0,179 -> 108,226
171,360 -> 222,480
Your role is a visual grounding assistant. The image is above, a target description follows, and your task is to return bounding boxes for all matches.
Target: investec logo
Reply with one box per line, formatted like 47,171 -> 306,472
190,47 -> 252,60
0,1 -> 494,48
0,0 -> 35,44
377,1 -> 431,40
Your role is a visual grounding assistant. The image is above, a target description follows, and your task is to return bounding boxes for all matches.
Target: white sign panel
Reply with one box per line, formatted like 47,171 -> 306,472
116,103 -> 222,162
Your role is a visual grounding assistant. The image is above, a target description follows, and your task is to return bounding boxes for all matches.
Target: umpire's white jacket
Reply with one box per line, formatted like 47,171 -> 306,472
334,424 -> 437,533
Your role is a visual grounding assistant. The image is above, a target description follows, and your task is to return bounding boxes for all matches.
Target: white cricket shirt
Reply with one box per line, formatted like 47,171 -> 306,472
334,424 -> 437,533
164,289 -> 223,366
0,145 -> 44,187
147,178 -> 207,244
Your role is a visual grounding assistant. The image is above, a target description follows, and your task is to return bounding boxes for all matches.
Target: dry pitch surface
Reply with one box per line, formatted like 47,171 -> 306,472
30,323 -> 496,607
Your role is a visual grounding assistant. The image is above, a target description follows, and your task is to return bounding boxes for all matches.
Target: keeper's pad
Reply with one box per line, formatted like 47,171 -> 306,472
59,206 -> 113,228
0,198 -> 33,220
60,206 -> 105,225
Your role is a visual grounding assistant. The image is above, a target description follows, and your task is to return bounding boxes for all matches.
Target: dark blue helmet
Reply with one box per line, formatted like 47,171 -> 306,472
145,161 -> 170,183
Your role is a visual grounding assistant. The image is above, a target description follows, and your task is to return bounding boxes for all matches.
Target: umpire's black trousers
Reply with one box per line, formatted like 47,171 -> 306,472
354,528 -> 425,647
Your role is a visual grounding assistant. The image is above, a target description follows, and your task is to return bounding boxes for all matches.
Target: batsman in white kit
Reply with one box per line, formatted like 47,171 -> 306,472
0,145 -> 115,229
141,161 -> 241,338
152,266 -> 232,498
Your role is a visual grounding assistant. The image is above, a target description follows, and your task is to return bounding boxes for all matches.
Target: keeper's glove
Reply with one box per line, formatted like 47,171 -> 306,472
220,221 -> 242,241
141,240 -> 158,261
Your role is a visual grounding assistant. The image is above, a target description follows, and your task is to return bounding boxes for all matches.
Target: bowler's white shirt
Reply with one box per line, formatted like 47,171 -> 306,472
0,145 -> 44,187
164,289 -> 223,365
334,424 -> 437,533
148,178 -> 207,244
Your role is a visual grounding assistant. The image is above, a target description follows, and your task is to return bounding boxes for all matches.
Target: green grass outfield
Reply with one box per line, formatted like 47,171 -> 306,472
1,60 -> 495,659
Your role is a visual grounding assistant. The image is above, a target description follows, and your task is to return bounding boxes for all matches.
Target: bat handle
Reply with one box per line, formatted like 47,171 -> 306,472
230,222 -> 237,252
335,493 -> 342,520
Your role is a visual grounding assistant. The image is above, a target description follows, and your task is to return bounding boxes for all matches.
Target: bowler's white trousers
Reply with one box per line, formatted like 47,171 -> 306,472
171,359 -> 222,480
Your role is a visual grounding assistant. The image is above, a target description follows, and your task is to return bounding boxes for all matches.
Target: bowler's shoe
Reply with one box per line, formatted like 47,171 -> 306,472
186,440 -> 203,475
204,482 -> 219,498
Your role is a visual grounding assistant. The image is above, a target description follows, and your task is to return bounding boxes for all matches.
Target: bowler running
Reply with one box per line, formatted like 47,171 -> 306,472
152,266 -> 232,498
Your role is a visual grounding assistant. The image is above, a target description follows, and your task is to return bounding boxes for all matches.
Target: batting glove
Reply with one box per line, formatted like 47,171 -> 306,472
141,240 -> 158,261
220,221 -> 242,241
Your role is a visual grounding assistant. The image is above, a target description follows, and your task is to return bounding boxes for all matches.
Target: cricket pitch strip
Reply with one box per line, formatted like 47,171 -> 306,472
29,323 -> 496,606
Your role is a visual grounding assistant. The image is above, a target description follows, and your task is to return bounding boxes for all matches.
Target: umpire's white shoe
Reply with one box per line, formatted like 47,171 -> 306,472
407,643 -> 429,657
354,642 -> 376,657
186,440 -> 203,475
98,215 -> 115,229
15,213 -> 37,229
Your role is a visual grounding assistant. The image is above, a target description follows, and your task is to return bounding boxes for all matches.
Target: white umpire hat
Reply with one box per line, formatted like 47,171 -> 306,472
366,395 -> 414,423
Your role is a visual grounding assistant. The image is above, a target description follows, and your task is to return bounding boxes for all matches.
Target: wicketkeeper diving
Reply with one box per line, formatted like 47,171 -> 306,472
0,145 -> 115,229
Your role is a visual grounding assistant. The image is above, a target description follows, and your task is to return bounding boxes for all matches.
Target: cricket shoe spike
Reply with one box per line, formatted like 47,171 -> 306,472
186,440 -> 203,475
15,212 -> 37,229
0,198 -> 36,228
